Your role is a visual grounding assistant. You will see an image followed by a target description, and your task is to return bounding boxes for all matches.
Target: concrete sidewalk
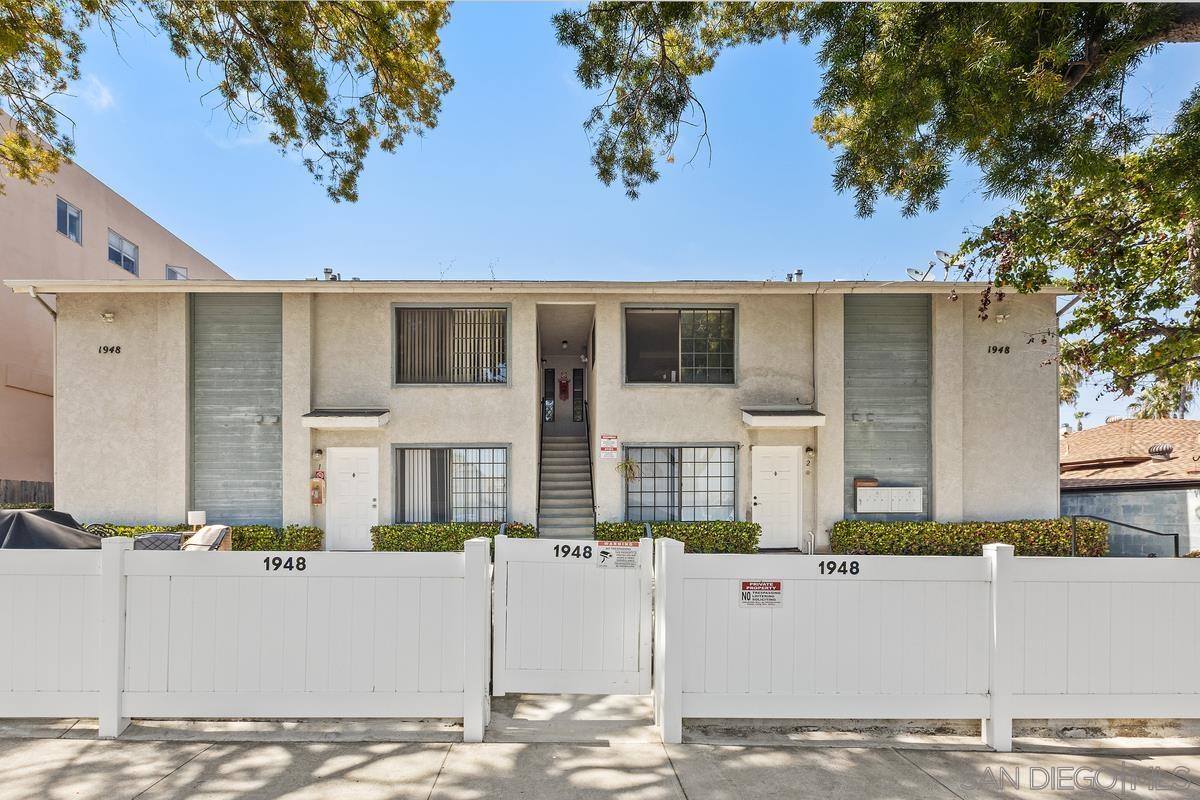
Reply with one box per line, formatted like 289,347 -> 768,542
2,735 -> 1200,799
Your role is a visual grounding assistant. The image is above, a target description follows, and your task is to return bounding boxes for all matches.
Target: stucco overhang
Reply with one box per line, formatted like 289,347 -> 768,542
4,278 -> 1074,296
741,406 -> 826,429
301,408 -> 391,429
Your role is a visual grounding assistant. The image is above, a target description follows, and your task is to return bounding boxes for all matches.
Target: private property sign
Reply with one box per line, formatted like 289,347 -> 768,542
739,580 -> 782,608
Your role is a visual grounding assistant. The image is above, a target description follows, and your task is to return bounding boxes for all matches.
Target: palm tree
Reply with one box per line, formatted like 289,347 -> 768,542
1059,362 -> 1084,406
1129,381 -> 1194,419
1073,410 -> 1090,431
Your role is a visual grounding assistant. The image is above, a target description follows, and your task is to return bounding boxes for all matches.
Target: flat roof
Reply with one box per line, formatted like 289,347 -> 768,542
4,278 -> 1072,295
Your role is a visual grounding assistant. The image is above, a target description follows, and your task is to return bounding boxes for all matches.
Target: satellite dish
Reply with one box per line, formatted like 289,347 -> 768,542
906,266 -> 933,281
935,250 -> 955,265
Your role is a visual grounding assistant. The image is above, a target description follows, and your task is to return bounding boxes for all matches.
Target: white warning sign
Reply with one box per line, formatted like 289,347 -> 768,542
739,580 -> 782,608
595,540 -> 639,569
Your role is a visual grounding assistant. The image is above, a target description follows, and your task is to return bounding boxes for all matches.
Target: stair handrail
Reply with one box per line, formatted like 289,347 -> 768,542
584,399 -> 597,529
536,399 -> 544,530
1069,514 -> 1180,557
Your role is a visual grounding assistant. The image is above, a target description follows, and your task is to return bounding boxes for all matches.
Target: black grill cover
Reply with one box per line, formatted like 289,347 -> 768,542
0,509 -> 101,549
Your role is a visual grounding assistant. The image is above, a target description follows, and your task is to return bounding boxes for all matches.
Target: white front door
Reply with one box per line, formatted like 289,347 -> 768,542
751,446 -> 802,549
326,447 -> 379,551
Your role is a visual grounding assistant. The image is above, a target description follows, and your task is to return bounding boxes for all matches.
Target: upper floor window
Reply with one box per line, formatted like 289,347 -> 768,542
394,306 -> 507,384
56,197 -> 82,244
166,265 -> 188,280
396,446 -> 508,523
625,307 -> 734,384
625,445 -> 736,522
107,230 -> 138,275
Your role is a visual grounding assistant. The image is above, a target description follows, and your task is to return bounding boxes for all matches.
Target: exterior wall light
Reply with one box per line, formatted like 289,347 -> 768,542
100,312 -> 115,323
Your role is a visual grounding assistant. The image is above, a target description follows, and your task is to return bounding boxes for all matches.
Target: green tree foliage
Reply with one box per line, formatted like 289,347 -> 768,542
955,126 -> 1200,401
554,2 -> 1200,209
0,0 -> 452,200
1128,379 -> 1194,418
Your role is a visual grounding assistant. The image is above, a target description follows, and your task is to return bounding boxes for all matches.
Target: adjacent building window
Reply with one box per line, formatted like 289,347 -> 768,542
394,306 -> 507,384
56,197 -> 82,244
107,230 -> 138,275
625,308 -> 734,384
395,447 -> 508,523
166,265 -> 188,280
625,446 -> 736,522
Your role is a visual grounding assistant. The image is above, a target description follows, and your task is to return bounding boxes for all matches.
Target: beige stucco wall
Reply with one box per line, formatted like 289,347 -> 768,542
0,153 -> 228,487
307,292 -> 540,527
958,292 -> 1060,519
54,293 -> 189,524
47,287 -> 1061,534
590,294 -> 819,538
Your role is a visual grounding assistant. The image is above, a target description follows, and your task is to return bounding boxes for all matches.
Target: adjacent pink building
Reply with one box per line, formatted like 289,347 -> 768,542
0,151 -> 230,502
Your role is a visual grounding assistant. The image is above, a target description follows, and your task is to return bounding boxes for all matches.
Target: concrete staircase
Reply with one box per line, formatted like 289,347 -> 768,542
537,433 -> 594,539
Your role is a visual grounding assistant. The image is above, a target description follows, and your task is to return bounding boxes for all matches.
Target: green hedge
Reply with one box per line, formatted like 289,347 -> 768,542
86,523 -> 323,551
0,503 -> 53,510
830,518 -> 1109,557
230,525 -> 323,551
372,522 -> 537,552
594,521 -> 761,554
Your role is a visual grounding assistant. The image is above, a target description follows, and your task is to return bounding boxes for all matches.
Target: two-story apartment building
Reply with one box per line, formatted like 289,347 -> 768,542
2,279 -> 1062,550
0,145 -> 230,502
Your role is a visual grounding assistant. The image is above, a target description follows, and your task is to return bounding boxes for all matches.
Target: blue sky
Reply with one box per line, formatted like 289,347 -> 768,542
52,3 -> 1200,424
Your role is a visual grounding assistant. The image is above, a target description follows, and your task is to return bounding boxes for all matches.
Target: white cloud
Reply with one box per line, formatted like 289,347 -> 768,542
77,75 -> 114,112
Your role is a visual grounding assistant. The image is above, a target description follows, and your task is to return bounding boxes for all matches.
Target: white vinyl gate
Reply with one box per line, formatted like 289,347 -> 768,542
492,535 -> 653,695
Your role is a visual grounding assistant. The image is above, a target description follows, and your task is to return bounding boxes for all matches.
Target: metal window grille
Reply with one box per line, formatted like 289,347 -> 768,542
395,307 -> 507,384
625,446 -> 735,522
626,308 -> 734,384
680,309 -> 734,384
396,447 -> 507,523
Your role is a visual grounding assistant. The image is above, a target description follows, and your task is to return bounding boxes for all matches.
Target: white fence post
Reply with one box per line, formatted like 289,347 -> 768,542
982,543 -> 1015,752
99,536 -> 131,738
655,537 -> 684,744
638,536 -> 654,694
491,534 -> 508,697
463,537 -> 491,743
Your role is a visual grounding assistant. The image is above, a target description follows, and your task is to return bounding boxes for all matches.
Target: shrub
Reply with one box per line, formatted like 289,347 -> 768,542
372,522 -> 537,552
86,523 -> 323,551
593,520 -> 761,554
0,503 -> 53,510
830,518 -> 1109,557
231,525 -> 323,551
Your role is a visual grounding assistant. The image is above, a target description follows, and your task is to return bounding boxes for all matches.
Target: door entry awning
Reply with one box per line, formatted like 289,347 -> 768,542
741,406 -> 826,429
301,408 -> 391,429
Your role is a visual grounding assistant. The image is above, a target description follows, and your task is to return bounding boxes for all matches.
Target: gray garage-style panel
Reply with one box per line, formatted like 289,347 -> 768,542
191,293 -> 283,526
843,294 -> 932,520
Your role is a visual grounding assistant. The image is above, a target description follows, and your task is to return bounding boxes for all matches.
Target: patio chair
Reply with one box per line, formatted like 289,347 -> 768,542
181,524 -> 230,551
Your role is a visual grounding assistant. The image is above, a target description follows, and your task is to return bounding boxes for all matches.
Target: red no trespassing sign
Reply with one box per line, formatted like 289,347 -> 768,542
739,580 -> 782,608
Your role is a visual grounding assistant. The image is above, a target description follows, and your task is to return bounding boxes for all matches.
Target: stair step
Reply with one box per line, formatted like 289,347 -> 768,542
542,436 -> 587,443
541,489 -> 592,499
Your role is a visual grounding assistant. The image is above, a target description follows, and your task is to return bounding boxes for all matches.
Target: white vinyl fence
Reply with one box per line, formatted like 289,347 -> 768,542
493,535 -> 652,695
0,537 -> 491,741
0,551 -> 102,718
654,539 -> 1200,750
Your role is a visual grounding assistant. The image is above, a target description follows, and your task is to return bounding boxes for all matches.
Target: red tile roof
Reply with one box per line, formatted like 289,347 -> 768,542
1060,418 -> 1200,490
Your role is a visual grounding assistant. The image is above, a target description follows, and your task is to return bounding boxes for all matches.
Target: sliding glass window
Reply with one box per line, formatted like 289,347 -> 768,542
395,447 -> 508,523
625,308 -> 734,384
395,307 -> 507,384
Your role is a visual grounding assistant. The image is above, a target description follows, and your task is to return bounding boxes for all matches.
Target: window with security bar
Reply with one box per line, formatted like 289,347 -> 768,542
395,447 -> 508,523
624,446 -> 736,522
625,308 -> 734,384
394,307 -> 508,384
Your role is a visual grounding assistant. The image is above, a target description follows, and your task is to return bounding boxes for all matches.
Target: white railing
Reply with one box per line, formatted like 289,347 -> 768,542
654,539 -> 1200,751
1,537 -> 491,742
